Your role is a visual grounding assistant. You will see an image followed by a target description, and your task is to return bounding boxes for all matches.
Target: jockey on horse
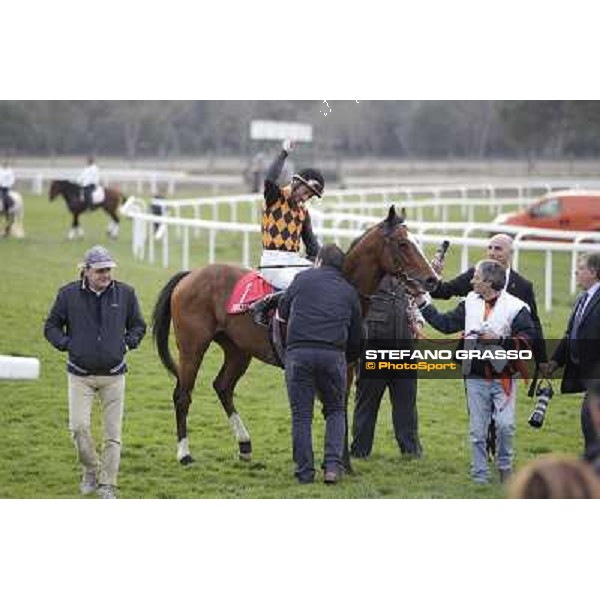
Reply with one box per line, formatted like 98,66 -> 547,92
250,139 -> 324,326
77,156 -> 100,210
0,159 -> 20,237
0,159 -> 16,216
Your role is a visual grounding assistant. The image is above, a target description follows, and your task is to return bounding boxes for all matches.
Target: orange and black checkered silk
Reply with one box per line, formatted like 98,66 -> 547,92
261,186 -> 307,252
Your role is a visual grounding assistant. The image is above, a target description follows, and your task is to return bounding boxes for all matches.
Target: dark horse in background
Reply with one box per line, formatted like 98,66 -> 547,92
48,179 -> 126,240
152,206 -> 439,470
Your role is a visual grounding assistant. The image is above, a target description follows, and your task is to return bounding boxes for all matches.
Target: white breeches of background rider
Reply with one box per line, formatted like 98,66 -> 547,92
259,249 -> 313,289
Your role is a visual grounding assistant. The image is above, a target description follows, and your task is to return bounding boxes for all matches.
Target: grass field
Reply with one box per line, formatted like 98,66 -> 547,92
0,191 -> 585,498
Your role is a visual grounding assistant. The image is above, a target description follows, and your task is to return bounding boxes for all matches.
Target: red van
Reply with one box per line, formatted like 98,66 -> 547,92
494,190 -> 600,231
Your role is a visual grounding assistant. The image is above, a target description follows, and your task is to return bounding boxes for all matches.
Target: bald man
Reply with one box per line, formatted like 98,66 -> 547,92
432,234 -> 547,369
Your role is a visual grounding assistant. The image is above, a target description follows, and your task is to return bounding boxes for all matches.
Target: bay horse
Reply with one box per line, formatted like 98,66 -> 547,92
48,179 -> 126,240
152,205 -> 439,467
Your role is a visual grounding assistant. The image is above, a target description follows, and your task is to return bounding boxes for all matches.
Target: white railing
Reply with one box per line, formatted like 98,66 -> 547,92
121,194 -> 600,313
148,179 -> 600,230
14,167 -> 242,195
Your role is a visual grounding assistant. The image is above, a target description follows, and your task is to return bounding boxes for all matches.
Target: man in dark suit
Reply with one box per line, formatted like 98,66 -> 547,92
547,252 -> 600,452
432,233 -> 548,369
350,274 -> 423,459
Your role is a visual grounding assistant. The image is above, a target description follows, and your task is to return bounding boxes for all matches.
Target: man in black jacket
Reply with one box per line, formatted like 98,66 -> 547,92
278,244 -> 362,484
547,252 -> 600,452
44,246 -> 146,499
351,275 -> 423,458
432,234 -> 547,369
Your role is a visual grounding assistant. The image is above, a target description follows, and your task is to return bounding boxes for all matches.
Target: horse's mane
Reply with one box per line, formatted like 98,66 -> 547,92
347,227 -> 371,253
346,210 -> 405,255
54,179 -> 79,189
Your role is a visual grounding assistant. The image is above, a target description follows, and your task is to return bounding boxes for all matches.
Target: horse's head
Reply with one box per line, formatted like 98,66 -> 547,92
379,205 -> 440,294
49,179 -> 61,201
344,205 -> 439,297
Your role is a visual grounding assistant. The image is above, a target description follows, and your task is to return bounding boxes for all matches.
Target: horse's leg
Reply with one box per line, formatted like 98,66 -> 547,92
11,202 -> 24,238
213,335 -> 253,460
69,208 -> 84,239
76,209 -> 84,238
104,203 -> 120,239
4,213 -> 13,237
68,210 -> 78,240
174,340 -> 211,465
4,204 -> 14,237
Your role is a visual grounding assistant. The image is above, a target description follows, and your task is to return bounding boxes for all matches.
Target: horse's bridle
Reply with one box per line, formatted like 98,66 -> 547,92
384,231 -> 428,296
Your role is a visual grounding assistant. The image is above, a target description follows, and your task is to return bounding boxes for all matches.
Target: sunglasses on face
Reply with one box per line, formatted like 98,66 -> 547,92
91,268 -> 112,274
488,245 -> 503,251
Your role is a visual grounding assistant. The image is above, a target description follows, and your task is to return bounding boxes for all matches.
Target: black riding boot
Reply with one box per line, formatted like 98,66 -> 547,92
251,291 -> 284,327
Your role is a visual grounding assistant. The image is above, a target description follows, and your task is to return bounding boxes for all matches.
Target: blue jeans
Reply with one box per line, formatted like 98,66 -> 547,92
465,377 -> 516,483
285,348 -> 347,482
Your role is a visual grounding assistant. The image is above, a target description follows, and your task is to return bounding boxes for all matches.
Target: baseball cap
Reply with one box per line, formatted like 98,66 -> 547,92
80,245 -> 117,269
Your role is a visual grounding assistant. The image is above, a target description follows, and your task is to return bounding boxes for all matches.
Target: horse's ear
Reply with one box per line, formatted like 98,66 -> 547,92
385,204 -> 405,226
386,205 -> 397,224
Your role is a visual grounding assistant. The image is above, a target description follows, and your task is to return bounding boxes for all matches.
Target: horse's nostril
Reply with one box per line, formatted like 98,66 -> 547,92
425,277 -> 438,292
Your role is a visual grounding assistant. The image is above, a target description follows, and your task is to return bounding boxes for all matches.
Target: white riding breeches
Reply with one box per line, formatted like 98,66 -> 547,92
259,249 -> 313,290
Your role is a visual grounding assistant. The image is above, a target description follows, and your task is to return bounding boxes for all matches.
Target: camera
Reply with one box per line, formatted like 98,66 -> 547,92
528,381 -> 554,428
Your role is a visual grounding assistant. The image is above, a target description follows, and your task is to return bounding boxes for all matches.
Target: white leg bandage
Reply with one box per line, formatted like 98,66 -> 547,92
229,413 -> 251,443
177,438 -> 190,461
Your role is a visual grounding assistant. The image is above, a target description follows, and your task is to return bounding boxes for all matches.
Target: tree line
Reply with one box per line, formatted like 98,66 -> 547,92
1,100 -> 600,159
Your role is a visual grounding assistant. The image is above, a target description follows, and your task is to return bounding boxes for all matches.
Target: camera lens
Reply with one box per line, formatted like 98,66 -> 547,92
528,383 -> 553,429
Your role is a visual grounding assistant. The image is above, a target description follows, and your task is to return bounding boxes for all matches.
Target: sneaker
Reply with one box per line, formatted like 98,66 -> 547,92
97,484 -> 117,499
324,471 -> 340,485
499,469 -> 513,484
80,470 -> 97,496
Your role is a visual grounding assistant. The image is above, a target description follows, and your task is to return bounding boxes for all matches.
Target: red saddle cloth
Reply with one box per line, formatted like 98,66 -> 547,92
226,271 -> 274,315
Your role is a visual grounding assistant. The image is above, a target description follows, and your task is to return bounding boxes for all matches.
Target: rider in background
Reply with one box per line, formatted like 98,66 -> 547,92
251,139 -> 324,326
0,159 -> 16,215
77,156 -> 100,210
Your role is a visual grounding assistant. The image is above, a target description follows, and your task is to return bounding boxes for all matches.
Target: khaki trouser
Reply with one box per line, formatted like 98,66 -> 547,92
68,373 -> 125,486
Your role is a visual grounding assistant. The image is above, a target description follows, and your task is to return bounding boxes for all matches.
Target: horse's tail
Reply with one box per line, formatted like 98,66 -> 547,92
152,270 -> 191,379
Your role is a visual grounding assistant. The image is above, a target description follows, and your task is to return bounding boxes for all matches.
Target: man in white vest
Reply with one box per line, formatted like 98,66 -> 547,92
416,259 -> 536,484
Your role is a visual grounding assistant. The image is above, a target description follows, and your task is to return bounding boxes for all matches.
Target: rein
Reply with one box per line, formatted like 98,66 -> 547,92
258,264 -> 313,270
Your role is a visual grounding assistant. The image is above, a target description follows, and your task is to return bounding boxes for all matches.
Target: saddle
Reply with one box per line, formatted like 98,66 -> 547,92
226,271 -> 285,367
226,271 -> 274,314
80,186 -> 105,205
91,186 -> 105,204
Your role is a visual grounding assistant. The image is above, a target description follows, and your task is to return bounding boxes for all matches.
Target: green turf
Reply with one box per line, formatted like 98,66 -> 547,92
0,192 -> 583,498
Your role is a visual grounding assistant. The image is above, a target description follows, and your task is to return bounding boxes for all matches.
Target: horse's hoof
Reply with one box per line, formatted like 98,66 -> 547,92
179,455 -> 194,466
239,440 -> 252,461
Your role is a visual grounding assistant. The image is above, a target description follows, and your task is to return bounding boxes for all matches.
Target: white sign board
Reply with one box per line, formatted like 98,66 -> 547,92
250,120 -> 313,143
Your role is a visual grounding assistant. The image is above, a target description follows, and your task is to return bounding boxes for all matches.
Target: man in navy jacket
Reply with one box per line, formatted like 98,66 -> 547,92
44,246 -> 146,499
278,243 -> 362,484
